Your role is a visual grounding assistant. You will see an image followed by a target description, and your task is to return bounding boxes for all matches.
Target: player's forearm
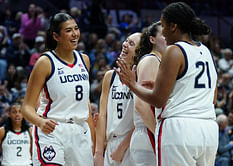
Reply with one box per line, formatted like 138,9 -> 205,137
135,100 -> 156,133
95,116 -> 106,155
118,127 -> 134,152
22,105 -> 42,127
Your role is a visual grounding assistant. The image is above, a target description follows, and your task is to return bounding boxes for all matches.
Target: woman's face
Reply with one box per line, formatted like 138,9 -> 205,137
9,105 -> 23,125
120,33 -> 141,66
161,16 -> 173,45
55,19 -> 80,50
28,4 -> 36,16
153,25 -> 167,52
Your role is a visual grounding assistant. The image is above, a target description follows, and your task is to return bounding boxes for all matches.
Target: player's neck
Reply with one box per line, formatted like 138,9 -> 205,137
54,48 -> 74,64
12,123 -> 21,132
150,50 -> 162,59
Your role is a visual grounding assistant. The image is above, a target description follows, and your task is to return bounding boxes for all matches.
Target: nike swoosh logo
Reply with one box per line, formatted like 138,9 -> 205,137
58,67 -> 64,70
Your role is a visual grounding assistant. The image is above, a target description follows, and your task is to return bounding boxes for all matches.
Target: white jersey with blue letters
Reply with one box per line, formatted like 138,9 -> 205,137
157,41 -> 217,120
2,130 -> 32,166
37,50 -> 90,122
106,70 -> 134,140
155,41 -> 218,166
104,70 -> 135,166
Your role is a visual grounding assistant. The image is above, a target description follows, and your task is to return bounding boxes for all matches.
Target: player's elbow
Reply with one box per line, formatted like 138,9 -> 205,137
153,99 -> 166,109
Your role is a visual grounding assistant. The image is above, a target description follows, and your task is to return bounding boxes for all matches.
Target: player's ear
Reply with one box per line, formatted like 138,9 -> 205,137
53,32 -> 59,42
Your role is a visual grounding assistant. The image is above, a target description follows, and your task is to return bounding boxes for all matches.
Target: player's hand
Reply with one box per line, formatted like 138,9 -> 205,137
93,113 -> 99,127
114,57 -> 136,89
141,80 -> 155,89
110,146 -> 125,162
94,152 -> 104,166
39,118 -> 58,134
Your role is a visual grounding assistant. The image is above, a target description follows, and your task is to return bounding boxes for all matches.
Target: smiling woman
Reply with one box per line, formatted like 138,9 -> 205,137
94,32 -> 141,166
22,13 -> 95,165
115,2 -> 218,166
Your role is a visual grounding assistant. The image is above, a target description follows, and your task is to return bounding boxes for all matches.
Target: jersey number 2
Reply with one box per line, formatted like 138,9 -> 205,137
17,146 -> 22,157
194,61 -> 211,88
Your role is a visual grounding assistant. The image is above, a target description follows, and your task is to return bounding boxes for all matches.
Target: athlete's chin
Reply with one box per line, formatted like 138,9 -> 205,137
69,45 -> 78,50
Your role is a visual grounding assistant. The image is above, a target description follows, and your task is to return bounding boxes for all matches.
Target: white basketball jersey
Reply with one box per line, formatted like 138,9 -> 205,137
106,70 -> 134,139
37,50 -> 90,122
157,41 -> 217,120
134,54 -> 161,127
2,130 -> 32,166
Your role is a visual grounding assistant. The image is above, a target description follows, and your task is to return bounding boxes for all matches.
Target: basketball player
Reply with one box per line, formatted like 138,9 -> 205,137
116,2 -> 218,166
94,32 -> 141,166
130,21 -> 166,166
22,13 -> 94,165
0,102 -> 32,166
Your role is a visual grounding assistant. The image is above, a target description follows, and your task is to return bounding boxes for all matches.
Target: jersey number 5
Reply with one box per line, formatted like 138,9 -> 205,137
117,103 -> 123,119
195,61 -> 211,88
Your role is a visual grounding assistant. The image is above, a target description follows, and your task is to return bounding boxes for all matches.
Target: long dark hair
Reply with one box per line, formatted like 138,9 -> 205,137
45,13 -> 73,50
134,21 -> 161,65
162,2 -> 210,36
4,103 -> 30,132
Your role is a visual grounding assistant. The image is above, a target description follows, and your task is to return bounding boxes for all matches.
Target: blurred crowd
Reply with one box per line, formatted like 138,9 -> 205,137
0,1 -> 233,165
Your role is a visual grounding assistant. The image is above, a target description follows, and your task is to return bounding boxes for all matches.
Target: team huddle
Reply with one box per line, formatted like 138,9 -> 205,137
0,2 -> 218,166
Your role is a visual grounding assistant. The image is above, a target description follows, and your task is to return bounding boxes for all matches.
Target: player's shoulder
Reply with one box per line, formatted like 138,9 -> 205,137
80,52 -> 88,58
138,54 -> 160,69
102,69 -> 115,86
0,126 -> 6,141
105,69 -> 114,77
35,53 -> 52,67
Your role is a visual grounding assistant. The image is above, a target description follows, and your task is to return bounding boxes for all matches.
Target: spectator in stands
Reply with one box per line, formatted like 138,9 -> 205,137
4,63 -> 18,92
228,111 -> 233,130
218,48 -> 233,73
6,33 -> 31,68
0,25 -> 9,82
109,40 -> 122,67
105,14 -> 121,37
89,38 -> 111,70
19,3 -> 42,48
216,114 -> 233,166
89,0 -> 107,38
31,35 -> 45,54
216,83 -> 227,113
86,33 -> 98,53
0,83 -> 12,116
90,65 -> 110,106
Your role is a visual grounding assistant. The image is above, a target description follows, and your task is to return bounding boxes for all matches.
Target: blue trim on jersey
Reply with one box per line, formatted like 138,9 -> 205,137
51,50 -> 77,67
139,53 -> 161,63
1,126 -> 8,143
42,83 -> 53,117
43,54 -> 55,81
110,71 -> 116,87
76,51 -> 89,72
136,53 -> 161,81
209,51 -> 218,75
182,40 -> 201,47
174,44 -> 188,80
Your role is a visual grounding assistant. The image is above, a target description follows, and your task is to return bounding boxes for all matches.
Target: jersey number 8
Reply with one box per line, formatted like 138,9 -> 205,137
75,85 -> 83,101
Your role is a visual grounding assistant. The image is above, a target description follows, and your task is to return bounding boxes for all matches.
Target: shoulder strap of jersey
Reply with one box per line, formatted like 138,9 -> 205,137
173,43 -> 188,80
1,126 -> 8,143
75,50 -> 89,72
41,51 -> 55,81
110,70 -> 116,87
